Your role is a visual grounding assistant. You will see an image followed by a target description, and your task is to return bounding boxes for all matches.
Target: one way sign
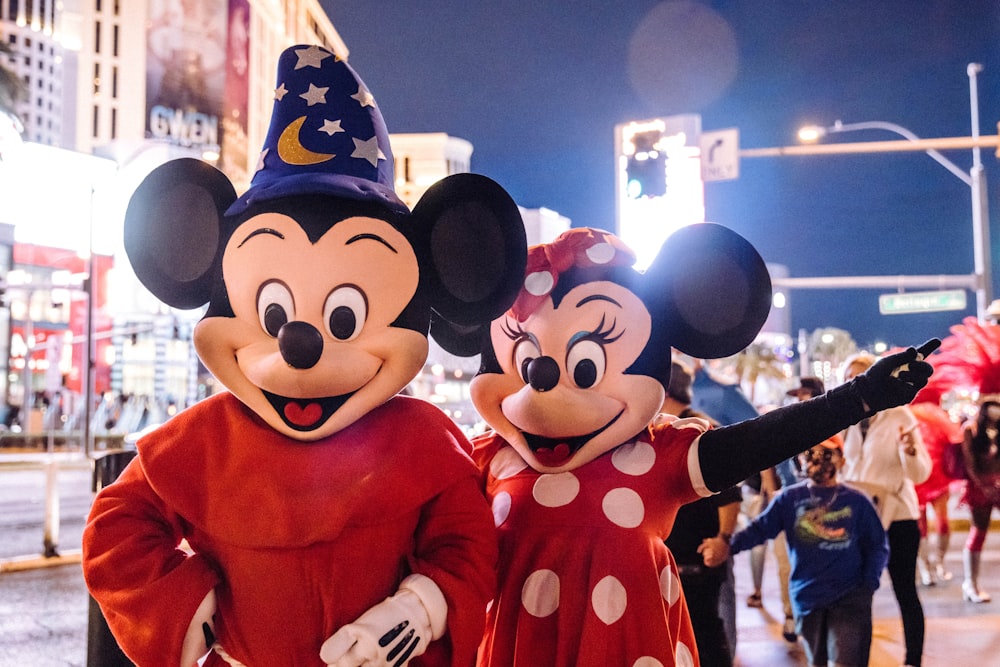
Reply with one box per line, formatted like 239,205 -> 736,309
700,128 -> 739,181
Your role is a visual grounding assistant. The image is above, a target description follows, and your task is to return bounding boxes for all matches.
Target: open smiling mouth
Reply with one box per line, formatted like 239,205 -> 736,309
262,390 -> 355,432
522,411 -> 623,467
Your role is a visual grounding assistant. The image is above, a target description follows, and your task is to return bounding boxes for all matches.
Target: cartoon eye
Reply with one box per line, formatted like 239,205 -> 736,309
258,281 -> 294,337
566,339 -> 605,388
324,285 -> 367,341
513,337 -> 541,383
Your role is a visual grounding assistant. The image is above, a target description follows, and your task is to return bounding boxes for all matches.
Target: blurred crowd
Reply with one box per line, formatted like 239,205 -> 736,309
667,324 -> 1000,667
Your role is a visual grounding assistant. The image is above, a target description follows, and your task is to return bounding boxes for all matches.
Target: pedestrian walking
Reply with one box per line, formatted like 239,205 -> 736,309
712,438 -> 889,667
841,352 -> 931,667
911,401 -> 962,587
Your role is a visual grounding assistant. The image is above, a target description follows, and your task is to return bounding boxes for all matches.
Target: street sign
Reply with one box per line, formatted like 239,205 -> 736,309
700,128 -> 739,181
878,289 -> 967,315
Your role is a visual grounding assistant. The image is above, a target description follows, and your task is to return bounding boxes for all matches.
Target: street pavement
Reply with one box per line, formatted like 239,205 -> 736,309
1,456 -> 999,666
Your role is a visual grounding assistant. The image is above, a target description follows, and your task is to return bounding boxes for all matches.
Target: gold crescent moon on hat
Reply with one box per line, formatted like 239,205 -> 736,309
277,116 -> 336,165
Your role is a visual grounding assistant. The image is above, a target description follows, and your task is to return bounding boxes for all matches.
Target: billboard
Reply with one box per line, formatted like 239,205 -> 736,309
219,0 -> 251,187
145,0 -> 228,149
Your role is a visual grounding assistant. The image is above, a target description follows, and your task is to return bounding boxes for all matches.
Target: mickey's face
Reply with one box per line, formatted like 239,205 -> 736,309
471,280 -> 664,473
194,212 -> 426,440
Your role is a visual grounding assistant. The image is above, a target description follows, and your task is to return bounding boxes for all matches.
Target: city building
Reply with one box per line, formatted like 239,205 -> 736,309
0,0 -> 348,439
391,132 -> 474,209
0,1 -> 577,439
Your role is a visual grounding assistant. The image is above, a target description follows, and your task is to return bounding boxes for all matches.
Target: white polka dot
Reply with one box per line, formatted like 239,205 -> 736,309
602,487 -> 644,528
591,575 -> 627,625
491,446 -> 528,479
522,569 -> 560,617
525,271 -> 554,296
659,565 -> 680,605
586,242 -> 616,264
492,491 -> 512,526
675,641 -> 695,667
612,440 -> 656,476
633,658 -> 664,667
533,472 -> 580,507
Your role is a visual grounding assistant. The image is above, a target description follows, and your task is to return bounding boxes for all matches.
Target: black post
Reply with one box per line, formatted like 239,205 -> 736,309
87,448 -> 137,667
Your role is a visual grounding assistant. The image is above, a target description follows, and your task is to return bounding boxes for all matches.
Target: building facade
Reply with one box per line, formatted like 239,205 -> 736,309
2,0 -> 346,185
0,1 -> 348,433
1,2 -> 575,437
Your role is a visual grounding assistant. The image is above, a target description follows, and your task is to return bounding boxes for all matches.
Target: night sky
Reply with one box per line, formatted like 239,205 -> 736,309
319,0 -> 1000,350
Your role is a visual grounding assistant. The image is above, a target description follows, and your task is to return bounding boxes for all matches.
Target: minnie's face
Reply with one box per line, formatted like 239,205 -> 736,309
470,280 -> 664,473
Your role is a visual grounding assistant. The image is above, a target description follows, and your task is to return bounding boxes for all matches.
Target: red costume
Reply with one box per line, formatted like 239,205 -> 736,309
83,45 -> 526,667
85,394 -> 496,666
911,402 -> 962,505
473,420 -> 706,667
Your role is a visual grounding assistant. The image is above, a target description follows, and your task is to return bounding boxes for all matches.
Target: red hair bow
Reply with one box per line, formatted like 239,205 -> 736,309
510,228 -> 636,321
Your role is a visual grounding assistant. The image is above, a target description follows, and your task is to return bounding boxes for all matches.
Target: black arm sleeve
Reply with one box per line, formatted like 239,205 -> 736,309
699,381 -> 868,493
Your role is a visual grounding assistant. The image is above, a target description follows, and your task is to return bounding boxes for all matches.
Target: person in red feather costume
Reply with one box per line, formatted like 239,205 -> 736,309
914,316 -> 1000,603
910,402 -> 963,586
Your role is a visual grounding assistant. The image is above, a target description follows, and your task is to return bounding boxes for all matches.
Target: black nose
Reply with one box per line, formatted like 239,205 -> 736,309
526,356 -> 560,392
278,321 -> 324,369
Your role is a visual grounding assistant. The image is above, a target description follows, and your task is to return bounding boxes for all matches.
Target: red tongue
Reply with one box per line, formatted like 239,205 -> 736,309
534,443 -> 572,467
284,402 -> 323,427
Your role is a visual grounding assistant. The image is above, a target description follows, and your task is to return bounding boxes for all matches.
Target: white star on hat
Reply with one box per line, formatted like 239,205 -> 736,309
300,83 -> 329,106
294,45 -> 331,70
274,83 -> 288,101
320,119 -> 344,136
351,136 -> 385,167
351,85 -> 376,108
255,148 -> 268,174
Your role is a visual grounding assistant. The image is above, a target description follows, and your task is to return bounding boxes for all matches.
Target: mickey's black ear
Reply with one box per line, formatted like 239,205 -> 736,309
644,222 -> 771,359
427,317 -> 490,358
411,173 -> 527,355
124,158 -> 237,309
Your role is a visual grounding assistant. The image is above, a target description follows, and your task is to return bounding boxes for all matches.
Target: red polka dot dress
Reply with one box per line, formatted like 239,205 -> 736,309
472,419 -> 708,667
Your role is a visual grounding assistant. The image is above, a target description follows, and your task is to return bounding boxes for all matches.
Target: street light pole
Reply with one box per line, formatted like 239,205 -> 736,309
968,63 -> 992,321
793,63 -> 992,319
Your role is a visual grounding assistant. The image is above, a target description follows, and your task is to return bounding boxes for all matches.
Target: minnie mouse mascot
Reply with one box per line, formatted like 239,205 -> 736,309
83,45 -> 526,667
463,226 -> 938,667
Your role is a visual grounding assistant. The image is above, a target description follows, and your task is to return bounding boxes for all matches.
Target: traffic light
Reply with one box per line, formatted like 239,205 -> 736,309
625,129 -> 666,199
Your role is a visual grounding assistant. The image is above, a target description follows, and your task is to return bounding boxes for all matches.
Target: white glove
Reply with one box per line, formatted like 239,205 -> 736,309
320,574 -> 447,667
180,589 -> 217,667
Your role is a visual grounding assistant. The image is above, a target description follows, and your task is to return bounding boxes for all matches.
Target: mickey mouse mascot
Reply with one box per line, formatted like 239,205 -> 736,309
464,226 -> 938,667
83,45 -> 526,667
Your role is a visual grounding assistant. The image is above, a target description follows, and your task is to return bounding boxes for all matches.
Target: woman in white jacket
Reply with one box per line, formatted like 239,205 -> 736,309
840,352 -> 932,667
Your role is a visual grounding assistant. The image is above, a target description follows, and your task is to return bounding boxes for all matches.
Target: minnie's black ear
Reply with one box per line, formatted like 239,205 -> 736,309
643,222 -> 771,359
411,173 -> 527,355
124,158 -> 237,309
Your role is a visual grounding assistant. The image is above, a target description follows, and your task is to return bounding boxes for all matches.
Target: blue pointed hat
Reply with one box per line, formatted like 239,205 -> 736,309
226,44 -> 407,216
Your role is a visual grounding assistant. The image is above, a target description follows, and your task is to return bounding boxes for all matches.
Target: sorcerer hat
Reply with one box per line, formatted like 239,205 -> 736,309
226,44 -> 407,216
